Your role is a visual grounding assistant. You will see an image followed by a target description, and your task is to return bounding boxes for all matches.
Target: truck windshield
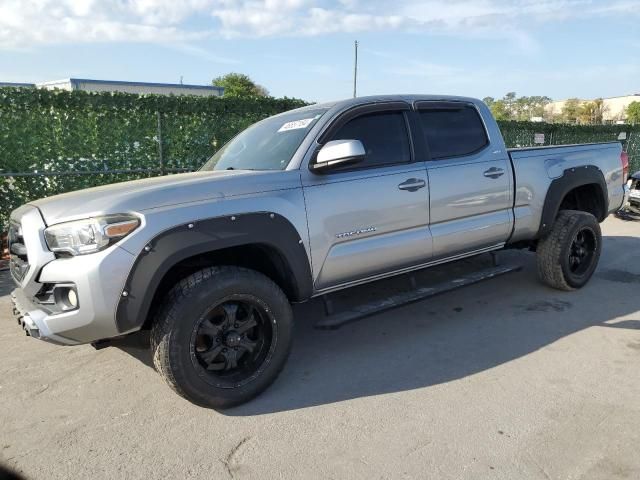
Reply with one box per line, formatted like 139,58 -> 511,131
201,108 -> 328,171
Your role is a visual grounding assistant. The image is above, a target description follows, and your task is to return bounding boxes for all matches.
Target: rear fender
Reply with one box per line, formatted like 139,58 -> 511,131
537,166 -> 607,238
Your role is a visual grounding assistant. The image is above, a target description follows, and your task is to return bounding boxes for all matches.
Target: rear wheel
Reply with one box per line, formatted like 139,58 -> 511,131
151,266 -> 293,409
536,210 -> 602,290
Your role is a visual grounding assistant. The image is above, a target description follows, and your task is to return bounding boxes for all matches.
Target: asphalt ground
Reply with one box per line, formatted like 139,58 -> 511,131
1,216 -> 639,479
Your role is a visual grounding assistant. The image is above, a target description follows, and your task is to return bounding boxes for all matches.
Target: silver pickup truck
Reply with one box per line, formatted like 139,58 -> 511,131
9,95 -> 630,408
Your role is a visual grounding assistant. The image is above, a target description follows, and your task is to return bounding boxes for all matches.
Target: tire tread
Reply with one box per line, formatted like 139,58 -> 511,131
536,209 -> 600,291
150,266 -> 292,408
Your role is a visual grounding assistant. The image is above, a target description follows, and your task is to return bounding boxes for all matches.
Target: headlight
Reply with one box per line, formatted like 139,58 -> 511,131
44,214 -> 140,256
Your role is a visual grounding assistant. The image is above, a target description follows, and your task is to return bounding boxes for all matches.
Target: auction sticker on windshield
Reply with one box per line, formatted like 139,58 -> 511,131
278,118 -> 316,133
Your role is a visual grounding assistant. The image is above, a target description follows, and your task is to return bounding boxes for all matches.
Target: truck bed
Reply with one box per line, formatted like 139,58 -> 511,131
507,141 -> 621,158
506,141 -> 625,243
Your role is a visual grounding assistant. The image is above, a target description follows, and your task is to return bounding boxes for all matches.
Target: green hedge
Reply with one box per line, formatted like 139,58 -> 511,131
0,88 -> 308,232
1,88 -> 639,233
498,120 -> 640,181
499,121 -> 640,163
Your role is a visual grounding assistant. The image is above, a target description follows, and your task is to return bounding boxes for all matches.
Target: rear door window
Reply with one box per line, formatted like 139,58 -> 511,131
418,105 -> 488,159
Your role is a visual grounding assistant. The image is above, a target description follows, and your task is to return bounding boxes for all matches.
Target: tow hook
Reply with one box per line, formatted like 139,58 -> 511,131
91,339 -> 112,350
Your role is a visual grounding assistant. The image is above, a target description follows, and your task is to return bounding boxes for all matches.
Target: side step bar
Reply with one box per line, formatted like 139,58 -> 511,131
314,263 -> 522,330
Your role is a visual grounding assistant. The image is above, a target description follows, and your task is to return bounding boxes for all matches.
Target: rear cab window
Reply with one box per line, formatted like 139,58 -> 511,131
416,103 -> 488,160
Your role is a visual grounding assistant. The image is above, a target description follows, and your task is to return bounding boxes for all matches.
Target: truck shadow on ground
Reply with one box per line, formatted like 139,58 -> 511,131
111,234 -> 640,415
0,268 -> 14,297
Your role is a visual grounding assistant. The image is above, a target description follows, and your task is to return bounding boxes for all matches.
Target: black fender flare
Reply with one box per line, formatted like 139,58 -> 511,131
537,165 -> 608,238
115,212 -> 313,333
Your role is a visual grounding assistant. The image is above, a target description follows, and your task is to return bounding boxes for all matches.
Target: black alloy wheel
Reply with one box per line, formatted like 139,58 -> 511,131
191,298 -> 275,388
567,227 -> 597,276
537,210 -> 602,291
151,266 -> 293,409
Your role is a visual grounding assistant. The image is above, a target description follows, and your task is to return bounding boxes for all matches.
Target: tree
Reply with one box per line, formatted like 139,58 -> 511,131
578,98 -> 607,124
484,93 -> 551,121
561,98 -> 582,124
483,95 -> 512,120
490,100 -> 512,120
504,92 -> 516,112
212,73 -> 269,98
527,96 -> 552,119
483,96 -> 509,120
627,101 -> 640,124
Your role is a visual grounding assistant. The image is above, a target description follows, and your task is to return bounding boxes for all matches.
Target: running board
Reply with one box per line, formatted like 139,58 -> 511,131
314,263 -> 522,330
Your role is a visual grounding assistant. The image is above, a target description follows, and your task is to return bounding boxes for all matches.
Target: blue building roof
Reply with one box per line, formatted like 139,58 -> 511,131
0,82 -> 35,87
67,78 -> 224,93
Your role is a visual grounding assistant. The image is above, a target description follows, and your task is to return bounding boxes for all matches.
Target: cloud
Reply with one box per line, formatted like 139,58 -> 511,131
0,0 -> 205,49
0,0 -> 639,52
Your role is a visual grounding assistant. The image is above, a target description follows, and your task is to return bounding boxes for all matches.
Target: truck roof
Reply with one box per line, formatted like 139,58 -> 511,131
300,94 -> 481,111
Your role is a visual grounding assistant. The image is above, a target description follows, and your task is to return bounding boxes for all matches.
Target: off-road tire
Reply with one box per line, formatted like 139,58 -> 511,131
536,210 -> 602,291
151,266 -> 293,409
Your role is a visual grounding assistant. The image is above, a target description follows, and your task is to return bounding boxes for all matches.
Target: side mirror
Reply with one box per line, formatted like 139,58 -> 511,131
311,139 -> 365,172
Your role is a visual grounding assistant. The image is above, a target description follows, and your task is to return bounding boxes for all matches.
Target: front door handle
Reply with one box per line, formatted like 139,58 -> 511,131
483,167 -> 505,179
398,178 -> 426,192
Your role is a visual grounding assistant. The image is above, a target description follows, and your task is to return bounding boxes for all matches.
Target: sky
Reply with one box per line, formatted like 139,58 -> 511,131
1,0 -> 639,103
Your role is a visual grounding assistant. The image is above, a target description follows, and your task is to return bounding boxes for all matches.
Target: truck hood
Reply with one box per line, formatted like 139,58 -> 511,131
30,169 -> 298,225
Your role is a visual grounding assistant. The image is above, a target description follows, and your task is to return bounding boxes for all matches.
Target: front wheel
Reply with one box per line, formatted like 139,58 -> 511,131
151,266 -> 293,409
536,210 -> 602,291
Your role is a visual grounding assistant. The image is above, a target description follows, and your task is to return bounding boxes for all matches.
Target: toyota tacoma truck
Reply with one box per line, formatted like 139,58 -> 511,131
8,95 -> 630,409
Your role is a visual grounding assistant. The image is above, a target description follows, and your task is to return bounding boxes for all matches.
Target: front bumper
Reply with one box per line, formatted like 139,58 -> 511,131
11,288 -> 77,345
623,183 -> 631,206
627,184 -> 640,206
9,206 -> 138,345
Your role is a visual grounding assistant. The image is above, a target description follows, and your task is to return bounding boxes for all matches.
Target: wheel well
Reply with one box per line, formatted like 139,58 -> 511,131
558,183 -> 606,221
141,244 -> 298,330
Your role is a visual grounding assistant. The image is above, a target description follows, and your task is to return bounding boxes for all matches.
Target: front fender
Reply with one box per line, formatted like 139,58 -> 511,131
114,212 -> 313,333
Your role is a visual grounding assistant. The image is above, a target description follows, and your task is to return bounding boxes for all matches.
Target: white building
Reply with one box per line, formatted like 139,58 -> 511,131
545,94 -> 640,123
22,78 -> 223,97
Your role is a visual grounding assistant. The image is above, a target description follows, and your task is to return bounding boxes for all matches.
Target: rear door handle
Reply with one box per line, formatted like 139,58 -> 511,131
398,178 -> 426,192
483,167 -> 505,179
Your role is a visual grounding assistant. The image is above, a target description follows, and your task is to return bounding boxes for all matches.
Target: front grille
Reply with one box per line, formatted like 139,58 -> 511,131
8,221 -> 30,282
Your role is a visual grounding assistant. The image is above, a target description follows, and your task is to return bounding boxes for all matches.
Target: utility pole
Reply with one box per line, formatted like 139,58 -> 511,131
353,40 -> 359,98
